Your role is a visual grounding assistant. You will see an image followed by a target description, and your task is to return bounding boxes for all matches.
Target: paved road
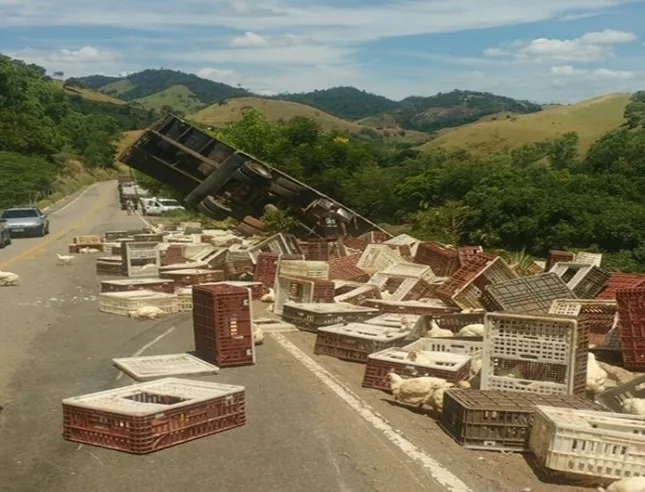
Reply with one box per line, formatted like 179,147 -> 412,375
0,181 -> 590,492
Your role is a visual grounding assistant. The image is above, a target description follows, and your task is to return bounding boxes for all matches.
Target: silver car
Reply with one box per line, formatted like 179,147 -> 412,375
1,208 -> 50,237
0,220 -> 11,248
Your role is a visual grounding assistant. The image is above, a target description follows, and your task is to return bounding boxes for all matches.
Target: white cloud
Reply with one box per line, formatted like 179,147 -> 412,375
195,67 -> 236,82
179,44 -> 353,66
550,64 -> 634,79
229,31 -> 267,48
579,29 -> 637,44
483,48 -> 509,57
550,64 -> 586,75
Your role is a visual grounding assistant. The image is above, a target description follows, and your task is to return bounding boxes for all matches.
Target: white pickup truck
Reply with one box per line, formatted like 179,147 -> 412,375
140,198 -> 185,216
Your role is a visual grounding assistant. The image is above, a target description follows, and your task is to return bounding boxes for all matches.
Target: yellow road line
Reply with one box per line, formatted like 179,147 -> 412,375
0,185 -> 111,270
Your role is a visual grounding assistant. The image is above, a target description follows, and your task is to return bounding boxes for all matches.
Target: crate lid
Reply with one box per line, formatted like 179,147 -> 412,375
365,313 -> 422,327
62,378 -> 244,415
445,390 -> 602,411
101,278 -> 173,286
534,405 -> 645,435
369,347 -> 472,368
112,353 -> 220,381
283,302 -> 378,314
99,289 -> 176,299
318,322 -> 410,341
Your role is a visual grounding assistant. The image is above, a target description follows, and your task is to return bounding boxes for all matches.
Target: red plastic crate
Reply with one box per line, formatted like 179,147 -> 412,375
545,250 -> 575,272
414,241 -> 460,277
616,287 -> 645,370
213,281 -> 263,300
161,245 -> 187,266
62,378 -> 246,454
458,245 -> 484,267
435,253 -> 497,304
192,284 -> 255,367
100,278 -> 175,294
343,236 -> 368,252
291,276 -> 335,303
328,254 -> 370,282
254,252 -> 280,289
596,273 -> 645,300
305,239 -> 330,261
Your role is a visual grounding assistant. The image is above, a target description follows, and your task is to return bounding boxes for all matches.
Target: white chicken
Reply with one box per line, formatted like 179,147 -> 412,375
387,372 -> 449,408
253,324 -> 265,345
598,477 -> 645,492
128,305 -> 164,320
267,303 -> 275,313
260,288 -> 275,303
469,358 -> 483,378
457,323 -> 485,337
0,271 -> 20,286
139,263 -> 158,273
399,316 -> 413,332
56,253 -> 75,265
620,397 -> 645,416
424,320 -> 453,338
79,247 -> 101,254
587,352 -> 608,395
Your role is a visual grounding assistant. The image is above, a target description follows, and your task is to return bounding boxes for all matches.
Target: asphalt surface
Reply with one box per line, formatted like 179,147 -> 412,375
0,181 -> 592,492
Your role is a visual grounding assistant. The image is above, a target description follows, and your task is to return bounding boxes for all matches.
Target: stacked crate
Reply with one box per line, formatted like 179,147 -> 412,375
160,268 -> 225,287
100,278 -> 175,294
596,272 -> 645,300
413,241 -> 460,277
282,302 -> 379,333
122,242 -> 161,278
254,252 -> 280,290
549,299 -> 618,345
480,313 -> 588,396
192,284 -> 255,367
616,287 -> 645,370
99,290 -> 178,316
545,250 -> 575,272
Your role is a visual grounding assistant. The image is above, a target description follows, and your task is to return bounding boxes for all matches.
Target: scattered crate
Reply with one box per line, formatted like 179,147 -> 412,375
314,323 -> 411,363
413,241 -> 460,277
112,353 -> 220,381
362,345 -> 472,390
549,299 -> 618,345
305,238 -> 330,261
440,390 -> 605,452
596,272 -> 645,300
161,244 -> 186,266
597,374 -> 645,413
481,313 -> 588,396
252,318 -> 297,333
159,268 -> 226,287
529,405 -> 645,481
574,251 -> 603,267
334,284 -> 381,305
73,235 -> 103,245
133,233 -> 164,243
253,252 -> 280,289
383,234 -> 421,257
69,243 -> 105,254
365,313 -> 422,329
343,236 -> 368,252
104,230 -> 131,241
212,281 -> 263,301
404,336 -> 484,358
328,254 -> 369,282
274,276 -> 315,316
549,262 -> 611,299
356,244 -> 403,275
458,245 -> 484,267
176,288 -> 193,312
62,378 -> 246,454
281,302 -> 379,333
122,242 -> 161,278
192,284 -> 255,367
363,299 -> 460,315
96,256 -> 124,276
248,233 -> 294,263
416,313 -> 486,337
99,290 -> 178,316
616,287 -> 645,370
481,273 -> 576,314
278,259 -> 330,280
100,278 -> 175,294
545,250 -> 575,272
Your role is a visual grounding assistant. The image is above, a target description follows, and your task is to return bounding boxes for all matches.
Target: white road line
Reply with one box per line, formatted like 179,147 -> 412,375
49,184 -> 96,216
270,332 -> 474,492
115,326 -> 176,381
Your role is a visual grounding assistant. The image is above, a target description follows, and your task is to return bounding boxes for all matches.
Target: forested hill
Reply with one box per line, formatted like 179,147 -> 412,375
0,54 -> 158,208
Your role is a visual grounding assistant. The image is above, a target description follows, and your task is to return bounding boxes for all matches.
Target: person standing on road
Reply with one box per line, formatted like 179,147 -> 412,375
125,199 -> 134,216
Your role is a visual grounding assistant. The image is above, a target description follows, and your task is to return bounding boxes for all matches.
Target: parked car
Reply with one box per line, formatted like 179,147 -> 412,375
0,220 -> 11,248
140,197 -> 185,216
0,207 -> 50,237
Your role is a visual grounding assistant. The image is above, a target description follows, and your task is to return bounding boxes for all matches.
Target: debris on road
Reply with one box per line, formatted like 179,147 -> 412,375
0,270 -> 20,286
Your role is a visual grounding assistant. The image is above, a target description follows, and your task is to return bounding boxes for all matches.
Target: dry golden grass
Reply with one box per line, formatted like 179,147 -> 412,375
116,130 -> 145,155
134,85 -> 205,113
190,97 -> 431,144
52,80 -> 127,105
421,93 -> 631,155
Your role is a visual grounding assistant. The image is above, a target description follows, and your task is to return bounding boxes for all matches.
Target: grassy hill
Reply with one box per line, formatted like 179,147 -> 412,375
190,97 -> 431,144
134,85 -> 204,114
422,93 -> 631,154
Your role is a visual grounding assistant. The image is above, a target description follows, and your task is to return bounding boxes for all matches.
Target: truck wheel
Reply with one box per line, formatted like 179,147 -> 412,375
237,159 -> 273,186
198,196 -> 232,221
236,216 -> 265,236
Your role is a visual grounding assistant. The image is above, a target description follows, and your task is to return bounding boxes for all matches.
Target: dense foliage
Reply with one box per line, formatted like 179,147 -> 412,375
0,54 -> 157,208
625,91 -> 645,128
66,94 -> 158,130
275,87 -> 400,120
216,107 -> 645,272
69,69 -> 249,104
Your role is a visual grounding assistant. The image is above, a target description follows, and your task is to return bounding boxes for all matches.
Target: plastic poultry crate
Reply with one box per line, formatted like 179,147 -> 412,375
96,257 -> 124,276
328,254 -> 369,282
123,242 -> 161,278
100,278 -> 175,294
278,259 -> 330,281
159,268 -> 225,286
382,262 -> 436,283
457,246 -> 484,267
69,243 -> 105,254
314,323 -> 411,363
436,253 -> 498,302
545,250 -> 575,272
192,284 -> 255,367
281,302 -> 380,333
481,273 -> 576,314
549,262 -> 611,299
274,276 -> 315,316
355,244 -> 404,275
574,251 -> 603,267
362,345 -> 472,390
365,313 -> 422,328
210,281 -> 263,301
363,299 -> 460,315
440,390 -> 605,452
596,273 -> 645,300
62,378 -> 246,454
133,233 -> 164,243
481,313 -> 588,396
343,236 -> 368,252
404,336 -> 484,357
99,290 -> 179,316
305,238 -> 330,261
104,230 -> 131,241
334,284 -> 382,305
383,234 -> 421,257
549,299 -> 618,346
529,405 -> 645,481
73,235 -> 103,245
112,353 -> 220,381
616,287 -> 645,370
253,251 -> 280,289
596,374 -> 645,413
413,241 -> 461,277
248,233 -> 294,263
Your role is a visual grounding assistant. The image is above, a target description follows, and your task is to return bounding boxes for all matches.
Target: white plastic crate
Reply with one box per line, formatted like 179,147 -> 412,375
383,261 -> 436,283
356,245 -> 403,275
274,276 -> 315,316
334,284 -> 381,304
176,289 -> 193,311
99,290 -> 178,316
128,264 -> 161,278
365,313 -> 422,328
529,405 -> 645,480
367,272 -> 390,289
404,337 -> 484,358
549,298 -> 617,315
574,252 -> 602,267
318,322 -> 411,342
481,313 -> 584,396
383,234 -> 421,257
124,242 -> 160,260
368,346 -> 472,376
248,233 -> 293,263
278,259 -> 329,280
112,353 -> 220,381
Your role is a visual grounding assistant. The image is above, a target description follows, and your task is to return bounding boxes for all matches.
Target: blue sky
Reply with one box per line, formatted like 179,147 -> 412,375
1,0 -> 644,102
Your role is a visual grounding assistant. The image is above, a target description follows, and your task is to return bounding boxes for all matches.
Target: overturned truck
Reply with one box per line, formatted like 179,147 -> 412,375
118,114 -> 387,238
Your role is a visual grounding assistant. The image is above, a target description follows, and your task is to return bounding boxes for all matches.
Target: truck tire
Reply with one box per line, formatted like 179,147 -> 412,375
236,216 -> 264,236
198,197 -> 232,221
237,159 -> 273,186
